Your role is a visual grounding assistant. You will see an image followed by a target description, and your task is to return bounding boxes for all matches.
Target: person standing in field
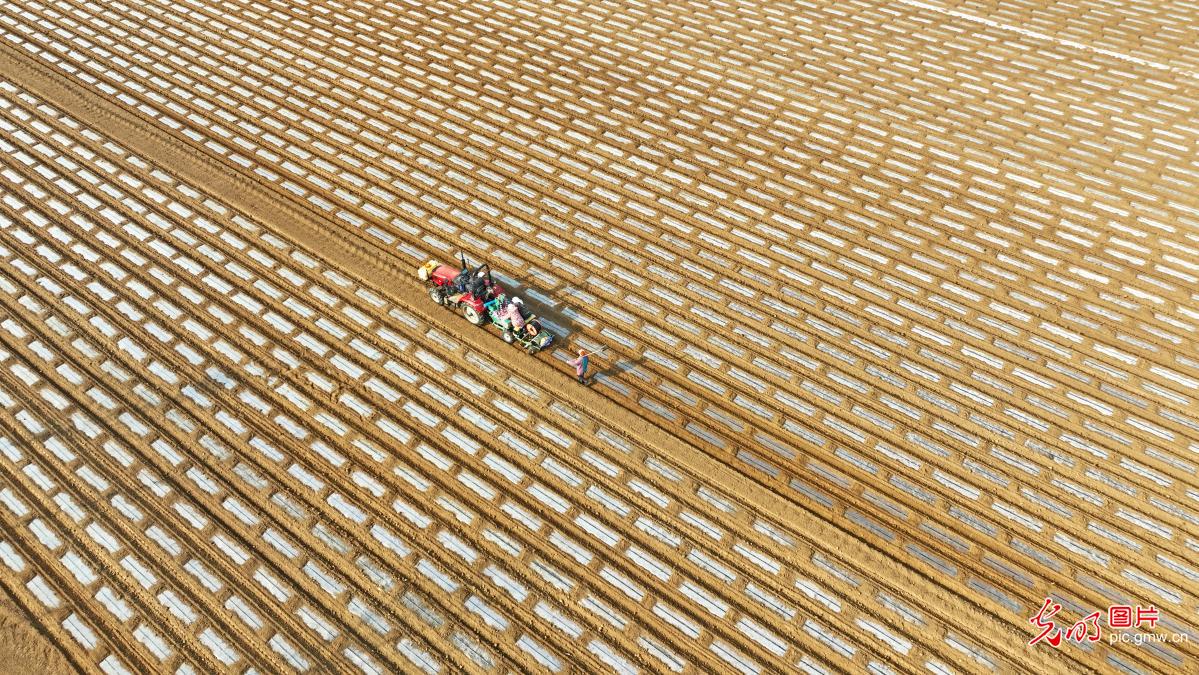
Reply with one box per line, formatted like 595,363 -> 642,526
568,349 -> 589,385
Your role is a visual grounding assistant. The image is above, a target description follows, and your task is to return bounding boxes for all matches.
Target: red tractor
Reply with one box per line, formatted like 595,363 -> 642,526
418,254 -> 554,354
419,253 -> 501,325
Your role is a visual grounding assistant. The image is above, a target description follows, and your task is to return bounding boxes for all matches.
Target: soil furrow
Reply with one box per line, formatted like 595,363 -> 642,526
0,240 -> 389,673
0,371 -> 223,673
0,154 -> 797,675
1,8 -> 1186,670
0,203 -> 510,673
34,0 -> 1198,542
0,409 -> 158,672
0,88 -> 997,675
2,42 -> 1179,642
97,0 -> 1199,429
23,0 -> 1194,438
0,38 -> 1088,671
190,0 -> 1199,362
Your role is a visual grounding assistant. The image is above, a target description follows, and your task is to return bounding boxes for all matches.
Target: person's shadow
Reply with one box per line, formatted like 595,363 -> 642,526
570,352 -> 649,391
593,353 -> 648,380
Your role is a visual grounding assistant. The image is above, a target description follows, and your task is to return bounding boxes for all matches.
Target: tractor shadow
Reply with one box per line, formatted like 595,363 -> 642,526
491,270 -> 583,344
493,268 -> 646,388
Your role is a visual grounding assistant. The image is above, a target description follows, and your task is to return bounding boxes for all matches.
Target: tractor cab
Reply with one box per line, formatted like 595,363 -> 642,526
450,264 -> 475,294
450,263 -> 498,300
421,255 -> 498,297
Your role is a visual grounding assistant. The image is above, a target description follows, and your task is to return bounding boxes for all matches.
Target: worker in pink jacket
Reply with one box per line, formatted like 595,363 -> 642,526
568,349 -> 589,385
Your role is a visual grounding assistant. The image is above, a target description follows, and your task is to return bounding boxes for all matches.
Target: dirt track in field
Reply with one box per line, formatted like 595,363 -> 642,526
0,593 -> 66,673
0,0 -> 1195,672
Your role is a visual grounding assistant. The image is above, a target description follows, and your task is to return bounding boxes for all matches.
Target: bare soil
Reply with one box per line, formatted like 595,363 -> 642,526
0,596 -> 68,674
0,0 -> 1193,673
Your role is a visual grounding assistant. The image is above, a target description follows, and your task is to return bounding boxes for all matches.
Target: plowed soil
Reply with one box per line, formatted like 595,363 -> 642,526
0,594 -> 68,674
0,0 -> 1195,673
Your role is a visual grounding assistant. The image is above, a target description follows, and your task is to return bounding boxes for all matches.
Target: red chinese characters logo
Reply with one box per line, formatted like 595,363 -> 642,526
1029,599 -> 1160,648
1108,604 -> 1158,630
1109,605 -> 1133,629
1029,598 -> 1064,647
1065,612 -> 1102,643
1135,605 -> 1158,628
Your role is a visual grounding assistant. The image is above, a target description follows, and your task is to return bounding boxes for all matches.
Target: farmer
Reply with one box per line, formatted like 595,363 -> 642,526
502,302 -> 525,331
568,349 -> 589,385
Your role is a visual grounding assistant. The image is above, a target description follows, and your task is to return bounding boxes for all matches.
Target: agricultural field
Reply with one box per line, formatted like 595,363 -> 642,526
0,0 -> 1195,672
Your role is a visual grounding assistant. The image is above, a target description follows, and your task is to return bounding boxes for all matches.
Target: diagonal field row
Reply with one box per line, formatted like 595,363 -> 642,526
0,0 -> 1196,672
0,77 -> 1006,674
7,0 -> 1199,671
4,0 -> 1197,664
916,0 -> 1199,73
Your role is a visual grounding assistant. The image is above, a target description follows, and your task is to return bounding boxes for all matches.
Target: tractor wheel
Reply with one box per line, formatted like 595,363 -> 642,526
461,304 -> 485,325
428,286 -> 444,306
503,330 -> 515,344
526,344 -> 538,355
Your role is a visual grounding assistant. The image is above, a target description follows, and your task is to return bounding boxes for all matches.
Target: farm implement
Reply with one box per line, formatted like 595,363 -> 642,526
419,255 -> 553,355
